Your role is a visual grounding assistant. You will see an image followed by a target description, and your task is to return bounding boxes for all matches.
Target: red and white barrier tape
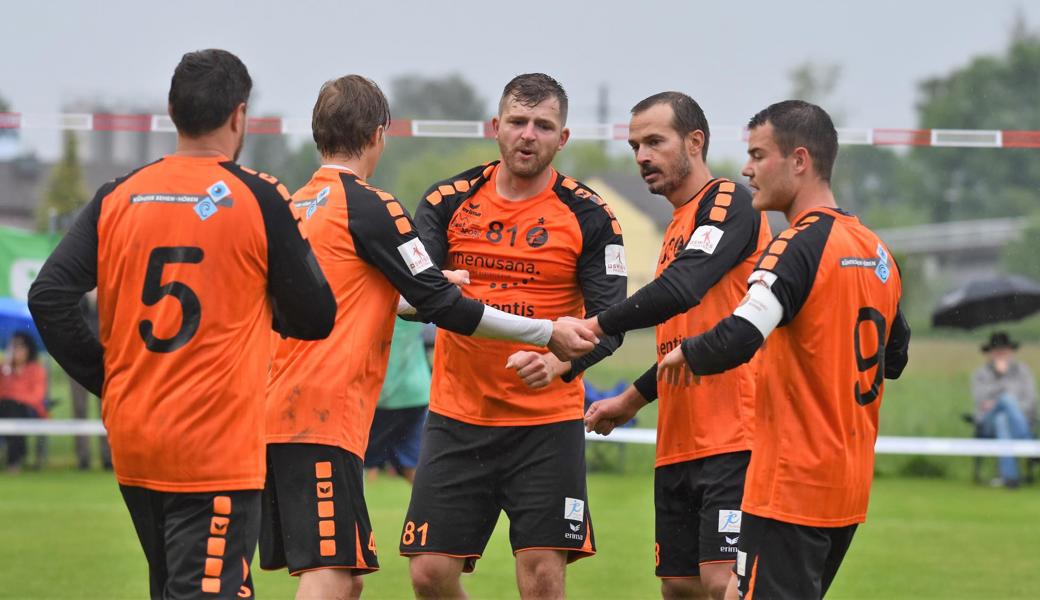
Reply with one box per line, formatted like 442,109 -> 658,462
2,113 -> 1039,148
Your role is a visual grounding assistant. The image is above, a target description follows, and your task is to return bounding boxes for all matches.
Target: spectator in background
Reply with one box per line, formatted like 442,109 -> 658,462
0,331 -> 48,472
972,331 -> 1036,488
365,318 -> 432,484
71,291 -> 111,470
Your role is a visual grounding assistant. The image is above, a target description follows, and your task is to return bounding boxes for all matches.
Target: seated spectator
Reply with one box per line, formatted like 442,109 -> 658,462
971,331 -> 1036,488
0,331 -> 48,472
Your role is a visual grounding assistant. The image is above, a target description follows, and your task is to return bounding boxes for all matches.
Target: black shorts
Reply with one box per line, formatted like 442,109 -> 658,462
400,413 -> 594,572
365,406 -> 428,471
259,443 -> 378,575
654,450 -> 749,577
735,512 -> 858,599
119,485 -> 259,599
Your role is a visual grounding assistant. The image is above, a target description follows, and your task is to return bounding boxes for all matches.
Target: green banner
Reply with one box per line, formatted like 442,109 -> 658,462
0,226 -> 59,301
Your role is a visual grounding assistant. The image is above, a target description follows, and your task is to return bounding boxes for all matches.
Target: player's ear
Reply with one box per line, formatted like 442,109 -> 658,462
685,130 -> 705,160
491,116 -> 501,138
791,146 -> 811,176
229,102 -> 247,135
558,126 -> 570,150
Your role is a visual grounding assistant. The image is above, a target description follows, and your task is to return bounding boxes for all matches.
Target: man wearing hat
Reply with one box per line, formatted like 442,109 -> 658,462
972,331 -> 1037,487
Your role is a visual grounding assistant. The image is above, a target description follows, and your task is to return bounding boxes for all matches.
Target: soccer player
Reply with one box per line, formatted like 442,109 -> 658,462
657,100 -> 911,600
400,73 -> 627,600
261,75 -> 598,600
28,49 -> 336,599
577,92 -> 772,600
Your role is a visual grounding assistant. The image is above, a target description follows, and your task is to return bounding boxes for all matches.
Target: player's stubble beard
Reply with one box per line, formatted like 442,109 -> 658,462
642,151 -> 691,198
500,137 -> 558,180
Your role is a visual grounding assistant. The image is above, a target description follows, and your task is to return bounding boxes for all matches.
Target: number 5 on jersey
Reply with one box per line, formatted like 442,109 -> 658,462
139,246 -> 204,353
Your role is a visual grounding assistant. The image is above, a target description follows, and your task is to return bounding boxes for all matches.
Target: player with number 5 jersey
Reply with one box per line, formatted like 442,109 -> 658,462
29,50 -> 335,599
657,100 -> 911,600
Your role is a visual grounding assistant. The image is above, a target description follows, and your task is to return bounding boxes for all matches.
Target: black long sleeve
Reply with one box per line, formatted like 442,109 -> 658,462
885,306 -> 911,379
28,189 -> 108,396
633,363 -> 659,402
598,182 -> 761,335
560,182 -> 627,380
680,315 -> 765,376
347,176 -> 484,335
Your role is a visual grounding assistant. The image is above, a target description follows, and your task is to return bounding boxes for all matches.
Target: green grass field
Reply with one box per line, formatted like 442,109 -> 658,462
2,470 -> 1038,599
3,337 -> 1039,598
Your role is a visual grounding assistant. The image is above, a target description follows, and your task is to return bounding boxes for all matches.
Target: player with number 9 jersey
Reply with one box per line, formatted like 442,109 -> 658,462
661,100 -> 911,599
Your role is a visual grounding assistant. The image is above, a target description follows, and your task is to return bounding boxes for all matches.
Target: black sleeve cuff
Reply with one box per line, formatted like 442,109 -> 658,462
633,363 -> 658,402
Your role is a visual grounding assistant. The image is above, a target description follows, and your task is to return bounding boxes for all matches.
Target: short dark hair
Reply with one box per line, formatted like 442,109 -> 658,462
499,73 -> 568,124
168,49 -> 252,137
12,331 -> 38,363
747,100 -> 838,182
631,91 -> 710,160
312,75 -> 391,158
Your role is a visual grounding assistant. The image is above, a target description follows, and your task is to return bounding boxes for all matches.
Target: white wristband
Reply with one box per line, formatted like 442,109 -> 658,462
474,305 -> 552,346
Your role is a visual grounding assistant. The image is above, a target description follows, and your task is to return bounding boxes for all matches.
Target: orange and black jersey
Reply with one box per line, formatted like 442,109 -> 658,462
415,162 -> 626,426
681,207 -> 910,526
28,155 -> 335,492
267,168 -> 491,458
599,179 -> 770,464
595,179 -> 769,400
598,180 -> 765,335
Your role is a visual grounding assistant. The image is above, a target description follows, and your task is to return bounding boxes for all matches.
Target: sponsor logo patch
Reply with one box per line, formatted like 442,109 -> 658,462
718,509 -> 741,533
564,497 -> 585,522
397,238 -> 434,275
686,225 -> 725,254
604,244 -> 627,276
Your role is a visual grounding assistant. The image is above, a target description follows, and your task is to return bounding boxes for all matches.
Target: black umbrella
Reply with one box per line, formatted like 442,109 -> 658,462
932,274 -> 1040,329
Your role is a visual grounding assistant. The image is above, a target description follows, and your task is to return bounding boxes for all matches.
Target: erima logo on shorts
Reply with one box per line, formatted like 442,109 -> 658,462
564,497 -> 585,522
604,244 -> 627,276
686,225 -> 725,254
718,509 -> 741,533
397,238 -> 434,275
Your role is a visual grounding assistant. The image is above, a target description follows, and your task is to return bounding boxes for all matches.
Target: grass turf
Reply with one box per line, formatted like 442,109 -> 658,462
1,470 -> 1038,599
5,337 -> 1039,597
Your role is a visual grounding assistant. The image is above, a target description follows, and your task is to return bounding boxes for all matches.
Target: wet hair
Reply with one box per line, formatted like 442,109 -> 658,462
168,49 -> 252,137
747,100 -> 838,182
499,73 -> 568,124
631,91 -> 710,160
312,75 -> 391,158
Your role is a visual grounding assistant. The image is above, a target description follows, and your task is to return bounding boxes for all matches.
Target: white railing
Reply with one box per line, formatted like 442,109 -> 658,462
5,419 -> 1040,457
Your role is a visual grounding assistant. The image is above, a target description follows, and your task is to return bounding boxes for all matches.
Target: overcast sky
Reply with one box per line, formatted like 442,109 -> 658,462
2,0 -> 1036,160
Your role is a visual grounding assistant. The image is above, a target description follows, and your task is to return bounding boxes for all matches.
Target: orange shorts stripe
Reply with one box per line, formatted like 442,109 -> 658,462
746,555 -> 759,600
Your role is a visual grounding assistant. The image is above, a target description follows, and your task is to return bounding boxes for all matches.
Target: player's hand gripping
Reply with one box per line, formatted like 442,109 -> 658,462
584,387 -> 647,435
546,317 -> 598,361
504,351 -> 570,389
657,345 -> 700,387
442,269 -> 470,286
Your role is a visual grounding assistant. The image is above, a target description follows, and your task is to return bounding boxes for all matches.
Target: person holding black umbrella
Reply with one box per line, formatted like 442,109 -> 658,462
972,331 -> 1036,488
